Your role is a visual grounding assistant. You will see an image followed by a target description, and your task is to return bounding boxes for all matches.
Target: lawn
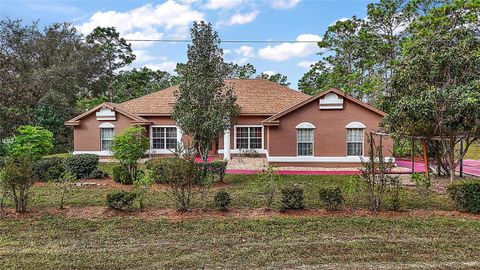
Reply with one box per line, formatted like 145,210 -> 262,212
1,216 -> 479,269
2,173 -> 456,211
465,142 -> 480,159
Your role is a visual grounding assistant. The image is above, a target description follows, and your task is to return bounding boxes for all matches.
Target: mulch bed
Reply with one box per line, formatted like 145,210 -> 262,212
1,207 -> 478,222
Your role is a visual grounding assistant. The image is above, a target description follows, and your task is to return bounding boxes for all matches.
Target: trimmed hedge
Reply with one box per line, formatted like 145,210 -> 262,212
448,179 -> 480,213
88,168 -> 108,179
107,191 -> 137,210
112,165 -> 133,185
65,154 -> 99,179
32,157 -> 65,182
319,186 -> 344,210
281,184 -> 305,211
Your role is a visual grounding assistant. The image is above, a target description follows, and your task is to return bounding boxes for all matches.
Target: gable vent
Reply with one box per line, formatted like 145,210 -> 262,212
319,92 -> 344,110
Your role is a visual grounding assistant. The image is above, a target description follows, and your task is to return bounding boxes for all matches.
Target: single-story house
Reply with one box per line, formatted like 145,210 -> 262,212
65,79 -> 393,167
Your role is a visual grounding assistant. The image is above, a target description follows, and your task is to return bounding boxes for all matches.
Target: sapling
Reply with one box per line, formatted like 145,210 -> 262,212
134,169 -> 155,210
56,170 -> 77,210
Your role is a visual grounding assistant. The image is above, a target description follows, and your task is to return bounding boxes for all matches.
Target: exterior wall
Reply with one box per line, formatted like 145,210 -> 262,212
73,111 -> 135,152
266,97 -> 393,163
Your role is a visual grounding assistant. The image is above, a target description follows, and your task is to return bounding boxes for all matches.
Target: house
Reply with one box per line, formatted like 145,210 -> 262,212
65,79 -> 393,167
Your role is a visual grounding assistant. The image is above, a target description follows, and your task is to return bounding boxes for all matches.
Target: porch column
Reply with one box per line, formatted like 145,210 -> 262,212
223,129 -> 231,160
176,126 -> 183,148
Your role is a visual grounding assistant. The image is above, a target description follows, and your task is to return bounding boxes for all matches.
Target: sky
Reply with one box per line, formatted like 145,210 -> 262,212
0,0 -> 376,89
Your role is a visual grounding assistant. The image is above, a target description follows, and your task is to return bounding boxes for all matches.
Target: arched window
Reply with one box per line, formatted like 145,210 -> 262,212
99,123 -> 115,151
345,122 -> 365,156
296,122 -> 315,156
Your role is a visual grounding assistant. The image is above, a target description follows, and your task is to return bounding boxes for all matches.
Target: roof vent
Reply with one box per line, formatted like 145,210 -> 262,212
96,107 -> 116,121
319,92 -> 344,110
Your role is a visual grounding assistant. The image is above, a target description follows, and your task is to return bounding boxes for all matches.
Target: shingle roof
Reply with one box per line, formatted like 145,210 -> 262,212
119,79 -> 310,115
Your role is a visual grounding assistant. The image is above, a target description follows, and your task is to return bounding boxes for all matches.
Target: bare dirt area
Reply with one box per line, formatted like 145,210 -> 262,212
1,206 -> 478,222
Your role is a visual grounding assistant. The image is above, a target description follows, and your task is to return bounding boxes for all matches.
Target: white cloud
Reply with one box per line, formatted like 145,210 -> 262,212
270,0 -> 300,9
297,60 -> 315,68
77,1 -> 204,39
204,0 -> 244,9
235,46 -> 255,58
258,34 -> 322,61
144,61 -> 178,73
123,27 -> 164,49
263,70 -> 276,76
223,49 -> 232,55
220,11 -> 259,26
133,50 -> 157,63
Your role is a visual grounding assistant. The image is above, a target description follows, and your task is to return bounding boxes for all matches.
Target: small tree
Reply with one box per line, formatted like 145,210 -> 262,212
172,21 -> 238,177
112,126 -> 149,183
0,156 -> 35,213
56,170 -> 77,210
9,125 -> 53,160
256,165 -> 278,210
359,133 -> 397,211
134,169 -> 155,210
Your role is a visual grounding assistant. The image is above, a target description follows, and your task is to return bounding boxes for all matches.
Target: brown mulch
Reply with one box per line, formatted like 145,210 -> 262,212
1,207 -> 478,222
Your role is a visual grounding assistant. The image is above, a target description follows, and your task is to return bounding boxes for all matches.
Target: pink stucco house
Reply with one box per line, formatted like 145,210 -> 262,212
66,79 -> 393,167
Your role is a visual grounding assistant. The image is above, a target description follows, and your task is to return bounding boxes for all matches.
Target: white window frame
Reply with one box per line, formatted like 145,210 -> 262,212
233,125 -> 264,150
296,128 -> 314,156
149,125 -> 179,152
99,123 -> 115,152
346,128 -> 365,157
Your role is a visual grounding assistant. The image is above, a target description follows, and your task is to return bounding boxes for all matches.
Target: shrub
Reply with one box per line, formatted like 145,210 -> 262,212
88,168 -> 108,179
107,191 -> 137,210
33,157 -> 65,182
64,154 -> 99,179
257,165 -> 278,210
112,165 -> 133,185
134,169 -> 155,210
448,179 -> 480,213
0,156 -> 35,213
0,157 -> 4,170
318,187 -> 344,211
207,160 -> 228,182
281,184 -> 304,211
163,155 -> 200,212
56,171 -> 77,209
9,125 -> 53,160
214,190 -> 231,211
112,126 -> 149,183
145,158 -> 171,184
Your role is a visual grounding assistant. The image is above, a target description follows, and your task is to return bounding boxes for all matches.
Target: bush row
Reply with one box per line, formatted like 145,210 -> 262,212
33,154 -> 107,181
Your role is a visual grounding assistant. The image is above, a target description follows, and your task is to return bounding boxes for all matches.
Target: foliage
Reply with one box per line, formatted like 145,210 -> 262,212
162,147 -> 200,211
32,157 -> 65,182
360,133 -> 398,211
55,170 -> 77,209
111,67 -> 178,103
214,190 -> 231,211
172,21 -> 239,168
0,156 -> 35,213
0,19 -> 104,151
9,125 -> 53,159
64,154 -> 99,179
134,169 -> 155,210
112,126 -> 149,183
106,191 -> 137,210
411,173 -> 431,197
318,186 -> 344,211
256,165 -> 278,210
257,72 -> 290,86
207,160 -> 228,183
145,158 -> 171,184
280,184 -> 305,211
225,63 -> 256,79
88,169 -> 108,179
448,179 -> 480,214
384,0 -> 480,181
86,26 -> 135,101
112,165 -> 133,185
387,174 -> 403,211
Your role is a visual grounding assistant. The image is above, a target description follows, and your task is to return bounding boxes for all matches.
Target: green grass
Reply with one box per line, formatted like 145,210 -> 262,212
465,142 -> 480,159
1,216 -> 479,269
3,174 -> 455,211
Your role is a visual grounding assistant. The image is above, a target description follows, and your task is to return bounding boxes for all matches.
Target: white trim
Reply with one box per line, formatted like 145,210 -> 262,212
346,128 -> 365,157
218,149 -> 267,154
345,122 -> 366,129
98,123 -> 115,128
223,129 -> 231,160
267,156 -> 395,163
147,149 -> 175,155
149,125 -> 179,151
319,92 -> 344,110
73,151 -> 113,156
296,128 -> 314,157
233,125 -> 264,150
96,107 -> 116,120
295,122 -> 316,129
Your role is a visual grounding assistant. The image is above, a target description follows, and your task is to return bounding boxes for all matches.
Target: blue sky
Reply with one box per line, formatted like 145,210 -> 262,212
0,0 -> 376,89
